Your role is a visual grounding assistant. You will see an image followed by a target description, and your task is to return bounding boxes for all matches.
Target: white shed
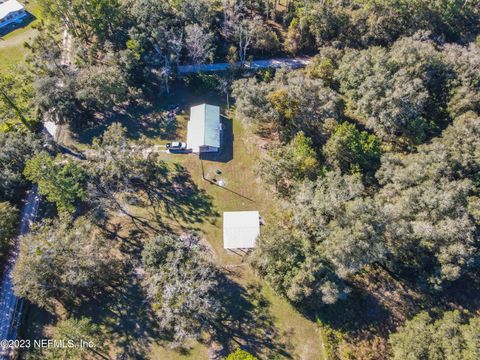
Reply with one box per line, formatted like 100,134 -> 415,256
223,211 -> 260,250
187,104 -> 221,153
0,0 -> 27,29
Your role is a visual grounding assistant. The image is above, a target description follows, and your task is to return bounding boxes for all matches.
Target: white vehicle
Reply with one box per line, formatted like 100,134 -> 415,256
166,142 -> 187,152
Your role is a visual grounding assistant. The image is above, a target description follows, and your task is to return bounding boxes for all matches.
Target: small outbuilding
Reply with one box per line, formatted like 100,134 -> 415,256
0,0 -> 27,29
223,211 -> 260,250
187,104 -> 221,153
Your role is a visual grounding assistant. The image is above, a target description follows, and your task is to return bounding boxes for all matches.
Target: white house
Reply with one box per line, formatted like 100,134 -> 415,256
186,104 -> 221,153
223,211 -> 260,250
0,0 -> 27,29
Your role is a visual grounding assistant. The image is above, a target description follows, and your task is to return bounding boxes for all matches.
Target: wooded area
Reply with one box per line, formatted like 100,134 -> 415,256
0,0 -> 479,359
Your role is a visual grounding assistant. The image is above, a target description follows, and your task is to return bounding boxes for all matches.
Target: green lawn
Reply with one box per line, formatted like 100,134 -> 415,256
22,88 -> 325,360
143,109 -> 325,359
0,0 -> 41,70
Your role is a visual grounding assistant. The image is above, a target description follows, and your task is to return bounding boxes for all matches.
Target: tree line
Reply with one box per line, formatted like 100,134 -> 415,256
1,0 -> 479,132
0,0 -> 479,358
233,31 -> 480,359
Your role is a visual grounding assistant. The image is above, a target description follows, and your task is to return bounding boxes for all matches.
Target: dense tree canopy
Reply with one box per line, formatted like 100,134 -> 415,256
75,64 -> 129,111
38,0 -> 125,47
336,35 -> 453,144
0,202 -> 17,260
0,70 -> 37,130
323,122 -> 381,176
1,0 -> 480,356
305,47 -> 344,86
24,153 -> 87,214
257,131 -> 319,195
376,111 -> 480,288
13,217 -> 120,310
297,0 -> 480,50
226,349 -> 258,360
292,172 -> 387,278
444,43 -> 480,118
18,0 -> 478,132
252,171 -> 387,307
254,110 -> 480,304
142,233 -> 221,346
233,70 -> 344,143
390,311 -> 480,360
251,225 -> 350,306
0,132 -> 44,202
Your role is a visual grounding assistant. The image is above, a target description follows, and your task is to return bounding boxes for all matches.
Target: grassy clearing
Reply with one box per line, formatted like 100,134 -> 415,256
23,87 -> 324,360
60,82 -> 226,148
0,0 -> 41,70
150,343 -> 210,360
142,105 -> 324,359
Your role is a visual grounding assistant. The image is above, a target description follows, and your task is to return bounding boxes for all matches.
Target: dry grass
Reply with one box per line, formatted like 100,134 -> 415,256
142,110 -> 324,359
22,91 -> 325,360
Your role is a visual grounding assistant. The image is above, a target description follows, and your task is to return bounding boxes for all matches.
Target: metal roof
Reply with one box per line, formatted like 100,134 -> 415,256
223,211 -> 260,249
187,104 -> 221,152
0,0 -> 24,20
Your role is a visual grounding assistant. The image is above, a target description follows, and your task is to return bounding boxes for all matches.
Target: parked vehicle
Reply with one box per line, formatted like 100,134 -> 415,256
166,142 -> 187,152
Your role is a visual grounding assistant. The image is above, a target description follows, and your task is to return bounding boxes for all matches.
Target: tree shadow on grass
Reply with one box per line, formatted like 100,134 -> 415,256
72,273 -> 160,360
100,220 -> 148,260
302,270 -> 480,343
91,161 -> 218,236
314,271 -> 480,337
212,277 -> 294,359
278,272 -> 394,339
158,272 -> 294,359
70,103 -> 178,145
146,162 -> 219,228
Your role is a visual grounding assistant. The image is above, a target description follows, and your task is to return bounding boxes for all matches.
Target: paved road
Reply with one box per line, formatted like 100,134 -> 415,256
178,57 -> 311,74
0,187 -> 40,359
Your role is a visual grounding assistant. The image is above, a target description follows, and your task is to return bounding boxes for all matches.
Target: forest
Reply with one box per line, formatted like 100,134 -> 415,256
1,0 -> 480,359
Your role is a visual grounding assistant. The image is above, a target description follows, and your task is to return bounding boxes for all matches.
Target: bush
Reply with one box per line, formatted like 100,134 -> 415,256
254,29 -> 280,53
0,202 -> 18,259
182,74 -> 220,94
323,122 -> 381,177
225,349 -> 258,360
318,320 -> 345,360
